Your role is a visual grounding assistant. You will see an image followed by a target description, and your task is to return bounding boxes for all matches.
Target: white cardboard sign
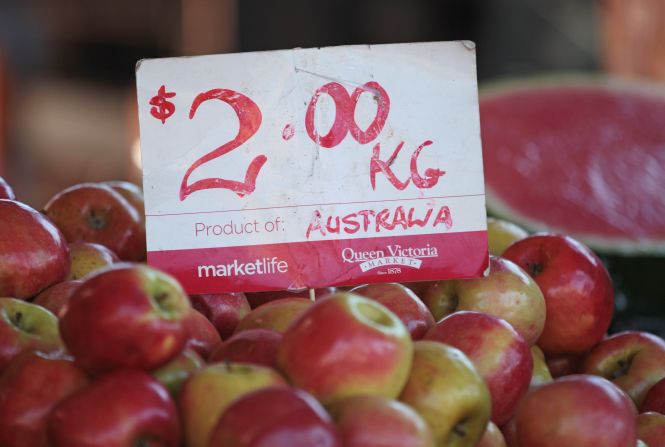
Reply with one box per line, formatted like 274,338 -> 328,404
136,41 -> 488,293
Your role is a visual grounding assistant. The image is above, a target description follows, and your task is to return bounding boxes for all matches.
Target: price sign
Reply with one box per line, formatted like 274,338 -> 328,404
136,41 -> 488,294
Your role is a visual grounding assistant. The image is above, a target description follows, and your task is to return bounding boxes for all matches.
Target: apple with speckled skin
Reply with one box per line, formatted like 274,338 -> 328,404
209,386 -> 342,447
399,340 -> 491,447
32,280 -> 82,318
503,234 -> 614,355
642,377 -> 665,413
59,264 -> 191,375
638,412 -> 665,447
329,395 -> 434,447
583,331 -> 665,406
278,293 -> 413,405
44,183 -> 144,261
179,362 -> 286,447
515,375 -> 637,447
48,369 -> 180,447
350,282 -> 435,339
0,177 -> 15,200
0,352 -> 89,447
0,200 -> 70,299
421,256 -> 545,344
189,292 -> 250,339
425,311 -> 532,426
209,328 -> 282,369
0,298 -> 64,372
67,242 -> 118,280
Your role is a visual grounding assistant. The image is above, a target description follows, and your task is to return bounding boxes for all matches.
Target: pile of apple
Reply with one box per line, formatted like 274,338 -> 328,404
1,176 -> 664,447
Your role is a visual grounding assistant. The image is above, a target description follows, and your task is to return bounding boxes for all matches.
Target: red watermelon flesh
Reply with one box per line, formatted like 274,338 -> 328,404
481,79 -> 665,255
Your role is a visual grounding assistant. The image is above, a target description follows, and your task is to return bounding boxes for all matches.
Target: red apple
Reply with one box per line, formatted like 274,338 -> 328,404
209,386 -> 342,447
44,183 -> 144,261
637,412 -> 665,447
0,176 -> 15,199
235,297 -> 313,334
59,264 -> 191,374
503,234 -> 614,355
245,287 -> 336,308
209,328 -> 282,369
328,395 -> 434,447
501,418 -> 518,447
478,422 -> 507,447
421,256 -> 546,344
32,280 -> 82,318
350,282 -> 435,339
152,348 -> 204,397
515,375 -> 637,447
182,309 -> 222,359
67,241 -> 118,280
278,293 -> 413,405
583,331 -> 665,406
0,200 -> 69,299
48,369 -> 180,447
0,352 -> 89,447
103,180 -> 146,260
189,292 -> 250,339
425,311 -> 532,425
0,298 -> 64,371
546,352 -> 585,378
487,217 -> 529,256
179,362 -> 286,447
398,340 -> 491,446
642,377 -> 665,413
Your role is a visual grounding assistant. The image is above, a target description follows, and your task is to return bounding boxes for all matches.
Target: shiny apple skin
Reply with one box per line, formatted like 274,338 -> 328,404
59,264 -> 191,375
0,352 -> 89,447
583,331 -> 665,406
642,377 -> 665,413
209,386 -> 342,447
328,395 -> 434,447
399,340 -> 491,447
422,256 -> 546,344
44,183 -> 144,261
209,328 -> 283,369
32,280 -> 82,318
48,369 -> 180,447
0,298 -> 64,371
189,292 -> 250,339
235,297 -> 313,334
515,375 -> 637,447
637,412 -> 665,447
503,234 -> 614,355
425,311 -> 532,426
278,293 -> 413,405
350,282 -> 435,340
0,200 -> 70,299
103,180 -> 146,261
182,309 -> 222,359
0,176 -> 15,199
477,422 -> 507,447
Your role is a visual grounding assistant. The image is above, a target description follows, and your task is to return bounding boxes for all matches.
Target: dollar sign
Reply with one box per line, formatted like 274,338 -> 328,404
149,85 -> 176,124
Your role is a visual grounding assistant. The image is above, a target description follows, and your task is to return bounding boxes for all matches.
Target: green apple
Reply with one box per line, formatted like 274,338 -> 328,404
179,362 -> 286,447
399,340 -> 491,447
487,217 -> 528,256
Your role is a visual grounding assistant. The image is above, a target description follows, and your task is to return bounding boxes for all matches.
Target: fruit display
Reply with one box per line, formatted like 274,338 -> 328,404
1,176 -> 664,447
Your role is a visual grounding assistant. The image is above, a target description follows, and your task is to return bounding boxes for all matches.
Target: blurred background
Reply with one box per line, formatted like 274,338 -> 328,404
0,0 -> 664,332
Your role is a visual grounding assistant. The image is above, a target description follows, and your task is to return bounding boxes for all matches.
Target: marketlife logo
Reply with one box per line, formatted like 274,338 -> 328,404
341,244 -> 439,272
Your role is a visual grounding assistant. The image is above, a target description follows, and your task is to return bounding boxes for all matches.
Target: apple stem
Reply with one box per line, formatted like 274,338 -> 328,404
452,421 -> 467,438
11,311 -> 23,330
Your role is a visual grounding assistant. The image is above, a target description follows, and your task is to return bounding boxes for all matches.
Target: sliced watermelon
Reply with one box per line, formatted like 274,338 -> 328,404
481,77 -> 665,255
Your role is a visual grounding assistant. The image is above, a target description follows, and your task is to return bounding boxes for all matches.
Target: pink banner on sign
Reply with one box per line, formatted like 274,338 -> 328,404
148,230 -> 488,293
